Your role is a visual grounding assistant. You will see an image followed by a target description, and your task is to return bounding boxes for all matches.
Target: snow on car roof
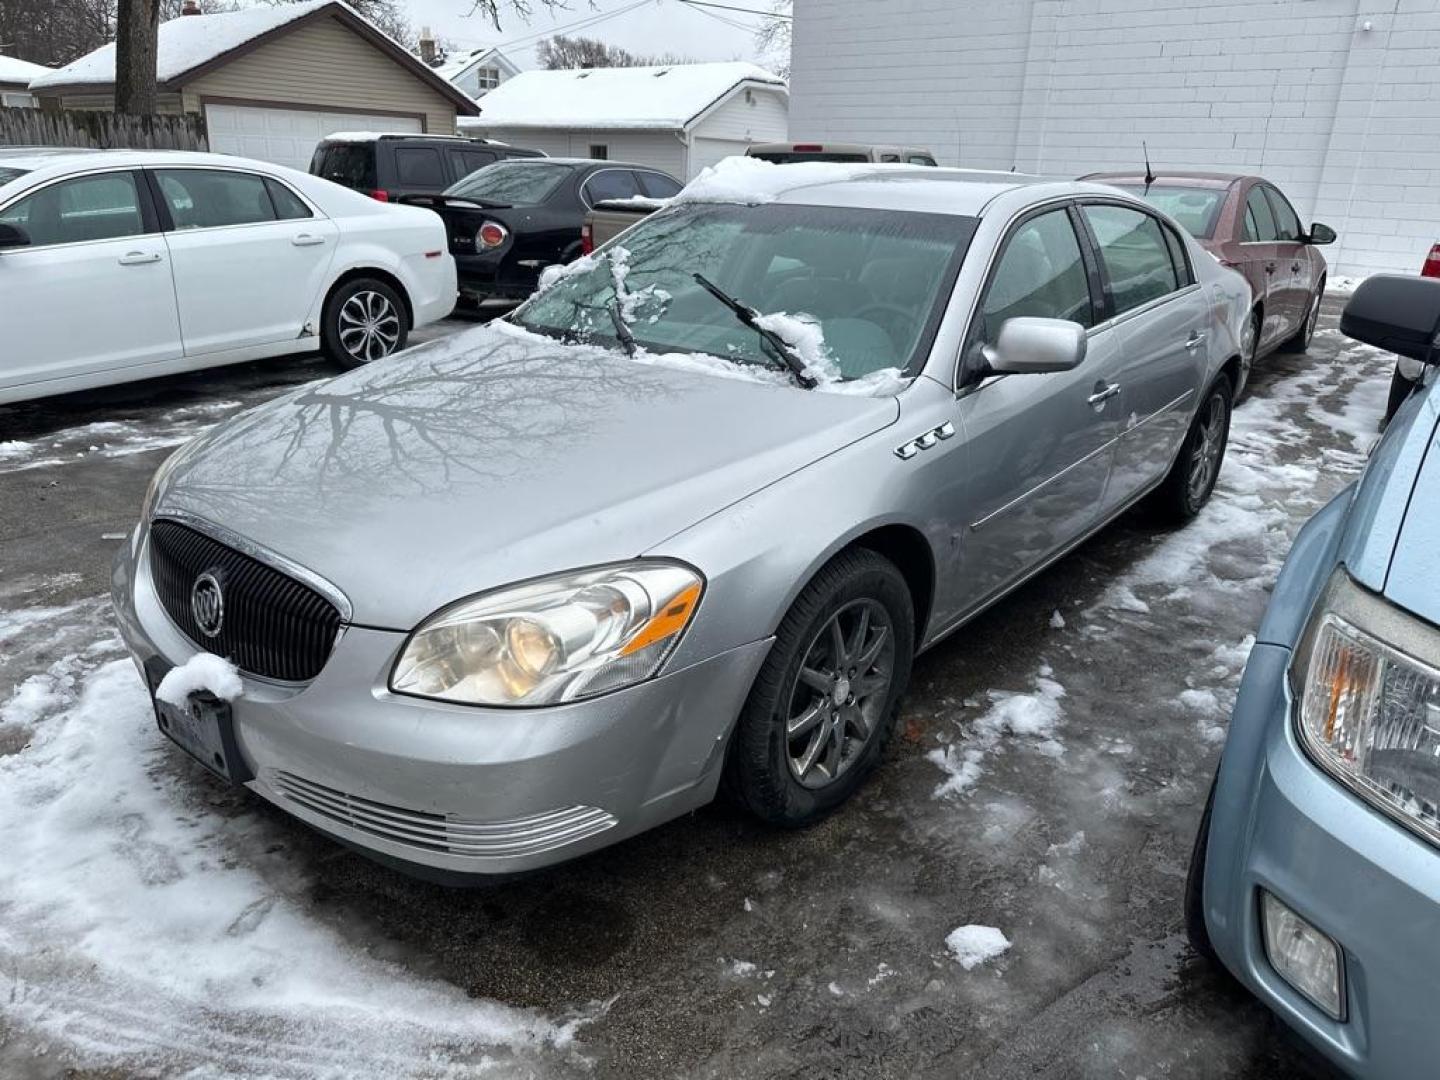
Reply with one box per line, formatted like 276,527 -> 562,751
0,53 -> 51,85
469,61 -> 784,131
30,0 -> 338,89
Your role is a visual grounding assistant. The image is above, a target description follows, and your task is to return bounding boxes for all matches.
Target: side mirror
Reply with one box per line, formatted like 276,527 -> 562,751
0,222 -> 30,249
1307,222 -> 1337,245
983,317 -> 1087,374
1340,275 -> 1440,363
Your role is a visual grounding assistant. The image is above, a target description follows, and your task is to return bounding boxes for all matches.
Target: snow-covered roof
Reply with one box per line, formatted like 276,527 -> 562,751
32,0 -> 333,89
432,46 -> 508,83
470,61 -> 785,131
28,0 -> 475,114
0,54 -> 51,86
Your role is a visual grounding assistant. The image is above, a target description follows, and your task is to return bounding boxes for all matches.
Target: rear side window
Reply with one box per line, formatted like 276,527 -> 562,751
637,172 -> 682,199
1162,223 -> 1193,286
315,144 -> 376,191
981,208 -> 1094,340
265,178 -> 312,220
1264,185 -> 1302,242
155,169 -> 276,229
1243,187 -> 1278,242
0,171 -> 147,246
1081,203 -> 1180,316
583,169 -> 640,204
395,147 -> 445,187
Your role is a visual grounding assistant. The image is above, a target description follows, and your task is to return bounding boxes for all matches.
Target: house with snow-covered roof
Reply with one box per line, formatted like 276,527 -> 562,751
429,43 -> 520,100
459,61 -> 788,180
29,0 -> 477,171
1,55 -> 50,108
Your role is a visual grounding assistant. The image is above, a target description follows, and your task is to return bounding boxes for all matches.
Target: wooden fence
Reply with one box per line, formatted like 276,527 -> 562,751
0,108 -> 207,151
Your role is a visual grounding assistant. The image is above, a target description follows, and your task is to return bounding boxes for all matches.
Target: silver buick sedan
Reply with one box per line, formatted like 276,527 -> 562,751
114,166 -> 1251,881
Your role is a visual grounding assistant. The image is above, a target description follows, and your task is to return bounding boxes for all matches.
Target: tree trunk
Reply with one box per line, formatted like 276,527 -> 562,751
115,0 -> 160,116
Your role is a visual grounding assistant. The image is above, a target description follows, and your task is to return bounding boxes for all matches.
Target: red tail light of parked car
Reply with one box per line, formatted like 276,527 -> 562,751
369,189 -> 390,203
1421,244 -> 1440,278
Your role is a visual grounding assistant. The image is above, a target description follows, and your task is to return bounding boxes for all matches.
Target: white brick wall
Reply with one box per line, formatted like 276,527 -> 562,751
790,0 -> 1440,276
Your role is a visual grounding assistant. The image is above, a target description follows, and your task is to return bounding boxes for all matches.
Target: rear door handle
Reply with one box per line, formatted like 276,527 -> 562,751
1291,262 -> 1302,273
1265,262 -> 1277,274
1186,330 -> 1207,350
118,251 -> 161,266
291,233 -> 326,247
1088,381 -> 1121,407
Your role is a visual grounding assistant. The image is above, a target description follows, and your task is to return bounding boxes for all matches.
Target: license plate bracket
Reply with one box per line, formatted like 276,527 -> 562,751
146,657 -> 251,785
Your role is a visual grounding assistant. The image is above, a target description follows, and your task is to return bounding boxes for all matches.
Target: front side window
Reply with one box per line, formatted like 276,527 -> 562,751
511,203 -> 975,381
395,147 -> 445,187
1081,203 -> 1180,316
980,208 -> 1093,342
155,169 -> 276,229
1243,186 -> 1278,242
446,161 -> 571,206
0,171 -> 146,246
451,149 -> 497,182
1264,185 -> 1302,242
583,170 -> 640,204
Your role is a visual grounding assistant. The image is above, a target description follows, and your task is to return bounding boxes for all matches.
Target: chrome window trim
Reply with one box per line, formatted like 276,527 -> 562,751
150,507 -> 354,623
0,165 -> 153,251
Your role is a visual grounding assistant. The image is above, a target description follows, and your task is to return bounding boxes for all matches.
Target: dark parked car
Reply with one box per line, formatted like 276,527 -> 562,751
1084,171 -> 1336,393
403,157 -> 683,304
309,133 -> 544,204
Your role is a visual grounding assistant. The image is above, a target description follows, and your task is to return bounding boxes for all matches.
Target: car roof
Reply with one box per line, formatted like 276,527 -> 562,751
1083,171 -> 1247,189
0,146 -> 108,170
754,165 -> 1126,218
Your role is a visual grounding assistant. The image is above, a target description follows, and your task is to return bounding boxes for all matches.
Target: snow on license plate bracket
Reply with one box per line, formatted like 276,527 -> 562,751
147,660 -> 249,784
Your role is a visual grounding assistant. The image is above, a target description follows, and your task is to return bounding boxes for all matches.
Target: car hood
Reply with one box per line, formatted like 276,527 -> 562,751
1338,381 -> 1440,627
156,325 -> 900,629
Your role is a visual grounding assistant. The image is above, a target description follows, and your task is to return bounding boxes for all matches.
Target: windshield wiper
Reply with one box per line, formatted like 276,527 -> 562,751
691,273 -> 817,389
608,298 -> 638,357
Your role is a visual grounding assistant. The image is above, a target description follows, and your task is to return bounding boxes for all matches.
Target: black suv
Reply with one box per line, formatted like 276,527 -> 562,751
309,133 -> 544,204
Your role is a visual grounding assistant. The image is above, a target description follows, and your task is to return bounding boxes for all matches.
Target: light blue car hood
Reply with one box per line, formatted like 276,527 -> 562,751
1339,377 -> 1440,628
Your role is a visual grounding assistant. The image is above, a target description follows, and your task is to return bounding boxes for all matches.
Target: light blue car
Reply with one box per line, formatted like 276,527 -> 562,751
1188,274 -> 1440,1077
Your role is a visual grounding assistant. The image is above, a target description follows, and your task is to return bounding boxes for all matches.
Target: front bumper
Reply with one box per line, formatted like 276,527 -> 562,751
112,524 -> 771,880
1204,643 -> 1440,1077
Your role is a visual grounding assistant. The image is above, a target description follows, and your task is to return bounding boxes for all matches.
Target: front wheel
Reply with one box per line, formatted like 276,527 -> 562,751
322,277 -> 409,369
725,549 -> 915,827
1150,374 -> 1232,522
1185,773 -> 1219,963
1281,283 -> 1324,354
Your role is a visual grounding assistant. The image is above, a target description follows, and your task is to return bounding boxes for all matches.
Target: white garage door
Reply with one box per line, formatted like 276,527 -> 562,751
204,104 -> 422,172
688,137 -> 751,178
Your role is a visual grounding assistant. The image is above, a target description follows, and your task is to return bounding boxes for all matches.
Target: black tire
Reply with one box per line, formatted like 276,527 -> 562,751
322,277 -> 410,370
1149,374 -> 1233,523
1280,281 -> 1324,354
1236,308 -> 1261,399
725,548 -> 915,827
1385,364 -> 1418,426
1185,772 -> 1220,964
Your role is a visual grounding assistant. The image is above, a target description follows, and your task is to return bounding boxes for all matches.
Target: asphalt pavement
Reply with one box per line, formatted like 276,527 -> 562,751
0,299 -> 1383,1079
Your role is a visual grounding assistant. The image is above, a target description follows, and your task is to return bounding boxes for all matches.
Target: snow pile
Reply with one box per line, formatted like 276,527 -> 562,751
928,664 -> 1067,798
945,924 -> 1011,970
753,309 -> 908,396
459,61 -> 784,130
536,252 -> 600,293
675,155 -> 884,206
155,652 -> 242,706
0,605 -> 576,1075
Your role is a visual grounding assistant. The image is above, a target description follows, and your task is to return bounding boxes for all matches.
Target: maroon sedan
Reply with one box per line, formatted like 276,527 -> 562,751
1083,171 -> 1336,393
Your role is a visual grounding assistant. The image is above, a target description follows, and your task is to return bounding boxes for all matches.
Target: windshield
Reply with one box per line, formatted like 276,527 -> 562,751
511,202 -> 976,382
0,167 -> 30,188
1111,184 -> 1225,239
446,161 -> 572,204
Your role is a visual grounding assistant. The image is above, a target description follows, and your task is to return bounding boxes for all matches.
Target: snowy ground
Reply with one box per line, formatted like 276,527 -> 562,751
0,300 -> 1385,1079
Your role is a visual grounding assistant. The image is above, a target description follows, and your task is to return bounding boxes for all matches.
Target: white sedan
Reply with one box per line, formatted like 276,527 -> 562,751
0,149 -> 457,404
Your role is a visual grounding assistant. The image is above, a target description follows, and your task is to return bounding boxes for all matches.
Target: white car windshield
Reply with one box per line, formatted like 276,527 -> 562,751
511,202 -> 976,381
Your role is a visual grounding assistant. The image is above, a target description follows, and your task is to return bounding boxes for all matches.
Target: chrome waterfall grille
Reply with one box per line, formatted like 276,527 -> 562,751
148,519 -> 342,682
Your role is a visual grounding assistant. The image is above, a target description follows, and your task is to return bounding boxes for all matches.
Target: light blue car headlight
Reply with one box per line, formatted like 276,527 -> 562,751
390,561 -> 704,707
1293,568 -> 1440,847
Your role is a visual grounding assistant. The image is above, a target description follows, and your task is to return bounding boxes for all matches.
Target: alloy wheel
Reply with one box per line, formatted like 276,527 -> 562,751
338,290 -> 402,364
785,599 -> 895,790
1187,392 -> 1227,505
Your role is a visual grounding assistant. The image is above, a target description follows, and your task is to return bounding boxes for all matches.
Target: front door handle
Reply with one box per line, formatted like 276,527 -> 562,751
291,233 -> 326,247
118,251 -> 161,266
1265,262 -> 1277,274
1087,381 -> 1121,407
1186,330 -> 1207,350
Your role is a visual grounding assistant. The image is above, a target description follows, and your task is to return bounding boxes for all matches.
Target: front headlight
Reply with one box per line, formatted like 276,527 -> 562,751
1293,568 -> 1440,846
390,561 -> 703,707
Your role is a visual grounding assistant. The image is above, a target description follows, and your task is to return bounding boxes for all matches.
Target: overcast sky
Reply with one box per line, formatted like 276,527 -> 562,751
403,0 -> 775,70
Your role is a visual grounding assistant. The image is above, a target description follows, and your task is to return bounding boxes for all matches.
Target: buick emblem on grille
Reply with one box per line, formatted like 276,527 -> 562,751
190,571 -> 225,638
